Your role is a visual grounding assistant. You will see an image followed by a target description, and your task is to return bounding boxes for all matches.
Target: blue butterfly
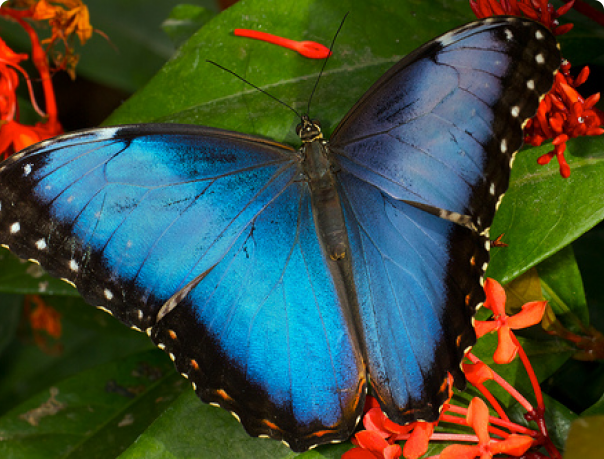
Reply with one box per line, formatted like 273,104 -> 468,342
0,17 -> 559,451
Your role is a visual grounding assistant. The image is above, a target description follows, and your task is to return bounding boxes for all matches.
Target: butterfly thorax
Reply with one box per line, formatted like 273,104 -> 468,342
298,120 -> 349,265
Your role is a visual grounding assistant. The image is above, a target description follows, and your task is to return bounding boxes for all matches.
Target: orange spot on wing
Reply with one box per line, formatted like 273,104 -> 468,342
216,389 -> 234,403
262,419 -> 280,430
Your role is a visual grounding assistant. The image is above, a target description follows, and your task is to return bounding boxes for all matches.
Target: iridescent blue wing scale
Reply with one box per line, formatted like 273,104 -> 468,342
0,124 -> 366,451
330,17 -> 560,423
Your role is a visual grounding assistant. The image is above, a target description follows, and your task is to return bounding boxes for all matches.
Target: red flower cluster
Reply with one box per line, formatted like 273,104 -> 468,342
472,0 -> 603,178
0,34 -> 61,160
470,0 -> 575,35
525,62 -> 604,178
0,1 -> 100,159
343,393 -> 444,459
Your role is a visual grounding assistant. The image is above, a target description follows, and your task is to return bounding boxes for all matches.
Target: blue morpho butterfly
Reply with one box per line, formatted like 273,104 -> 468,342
0,16 -> 559,451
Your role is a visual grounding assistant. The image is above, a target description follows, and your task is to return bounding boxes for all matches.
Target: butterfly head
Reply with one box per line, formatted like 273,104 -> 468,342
296,115 -> 323,143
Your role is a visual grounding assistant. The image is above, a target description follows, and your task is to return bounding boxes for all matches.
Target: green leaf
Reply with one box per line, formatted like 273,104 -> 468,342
573,223 -> 604,332
0,349 -> 182,459
487,135 -> 604,283
538,245 -> 590,330
117,391 -> 296,459
582,390 -> 604,417
0,296 -> 153,415
0,294 -> 21,355
162,4 -> 217,49
106,0 -> 477,128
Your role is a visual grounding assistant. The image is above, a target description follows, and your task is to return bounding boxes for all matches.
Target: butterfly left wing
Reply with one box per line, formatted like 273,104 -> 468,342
329,17 -> 560,423
0,124 -> 366,451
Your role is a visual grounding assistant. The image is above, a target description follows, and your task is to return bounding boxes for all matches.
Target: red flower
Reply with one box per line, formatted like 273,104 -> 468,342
525,63 -> 604,178
0,9 -> 64,159
440,398 -> 534,459
0,38 -> 28,122
0,119 -> 61,160
343,429 -> 402,459
469,0 -> 575,35
474,279 -> 547,364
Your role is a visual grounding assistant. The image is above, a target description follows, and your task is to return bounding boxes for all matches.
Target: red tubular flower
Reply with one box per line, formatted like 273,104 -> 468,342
234,29 -> 331,59
470,0 -> 575,35
474,279 -> 547,364
525,64 -> 604,178
344,429 -> 402,459
0,119 -> 62,160
0,38 -> 28,122
440,398 -> 534,459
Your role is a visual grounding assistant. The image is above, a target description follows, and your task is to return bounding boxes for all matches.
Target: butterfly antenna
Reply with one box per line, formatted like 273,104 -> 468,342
306,12 -> 349,116
207,60 -> 302,119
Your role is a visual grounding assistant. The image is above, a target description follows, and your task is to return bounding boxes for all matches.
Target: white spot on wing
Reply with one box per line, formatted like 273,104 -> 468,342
511,106 -> 520,117
10,222 -> 20,234
501,139 -> 508,154
104,288 -> 114,300
535,53 -> 544,64
23,164 -> 32,176
69,259 -> 79,272
36,239 -> 47,250
527,80 -> 535,90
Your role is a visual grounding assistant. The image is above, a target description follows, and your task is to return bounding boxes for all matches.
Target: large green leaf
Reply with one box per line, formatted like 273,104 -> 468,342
487,135 -> 604,283
106,0 -> 477,130
0,296 -> 153,414
0,349 -> 182,459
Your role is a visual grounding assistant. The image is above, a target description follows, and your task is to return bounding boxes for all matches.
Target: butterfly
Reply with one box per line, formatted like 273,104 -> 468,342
0,16 -> 559,452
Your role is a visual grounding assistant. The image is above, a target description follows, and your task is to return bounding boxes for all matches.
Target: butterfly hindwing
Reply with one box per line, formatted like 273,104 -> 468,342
330,17 -> 559,423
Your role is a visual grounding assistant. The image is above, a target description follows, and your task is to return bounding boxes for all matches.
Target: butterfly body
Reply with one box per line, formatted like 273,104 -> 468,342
0,17 -> 560,451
